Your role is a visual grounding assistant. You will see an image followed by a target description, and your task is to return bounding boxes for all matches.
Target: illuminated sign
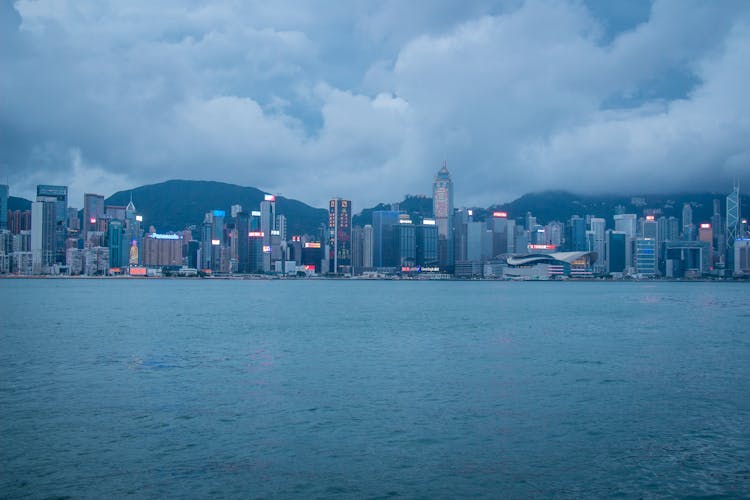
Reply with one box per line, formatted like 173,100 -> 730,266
129,267 -> 147,276
149,233 -> 181,240
89,217 -> 96,224
422,219 -> 436,225
467,210 -> 473,216
262,245 -> 271,253
421,267 -> 440,272
264,194 -> 276,202
304,242 -> 321,248
700,223 -> 711,229
270,230 -> 280,236
743,219 -> 748,224
251,211 -> 261,217
248,231 -> 264,237
646,215 -> 655,221
399,219 -> 413,224
528,244 -> 556,250
302,265 -> 315,271
211,239 -> 221,246
292,236 -> 301,242
493,211 -> 508,218
135,215 -> 143,222
212,210 -> 226,217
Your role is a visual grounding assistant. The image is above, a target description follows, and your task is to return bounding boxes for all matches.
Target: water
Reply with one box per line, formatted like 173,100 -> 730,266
1,280 -> 749,498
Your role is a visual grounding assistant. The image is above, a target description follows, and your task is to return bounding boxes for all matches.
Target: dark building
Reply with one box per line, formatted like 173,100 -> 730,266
236,212 -> 250,273
393,222 -> 416,268
372,210 -> 399,268
328,198 -> 352,274
108,219 -> 123,269
416,222 -> 438,267
607,230 -> 627,274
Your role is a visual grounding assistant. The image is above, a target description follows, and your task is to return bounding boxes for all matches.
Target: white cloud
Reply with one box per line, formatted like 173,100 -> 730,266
2,0 -> 749,211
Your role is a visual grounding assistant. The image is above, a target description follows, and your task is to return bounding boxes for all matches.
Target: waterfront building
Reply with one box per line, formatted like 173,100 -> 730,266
328,198 -> 352,274
568,215 -> 587,251
504,251 -> 597,279
66,247 -> 83,275
83,246 -> 109,275
393,216 -> 416,268
698,223 -> 714,270
635,238 -> 657,277
663,241 -> 711,278
734,239 -> 750,276
362,224 -> 373,269
589,217 -> 606,274
108,219 -> 123,269
466,221 -> 484,262
143,233 -> 183,267
432,162 -> 454,270
373,210 -> 400,268
416,221 -> 438,268
31,200 -> 56,274
606,230 -> 627,275
236,212 -> 250,273
726,179 -> 740,272
260,195 -> 276,272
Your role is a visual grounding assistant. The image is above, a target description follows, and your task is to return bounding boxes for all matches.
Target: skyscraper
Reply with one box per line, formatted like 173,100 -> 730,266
328,198 -> 352,274
260,195 -> 276,272
682,203 -> 694,240
236,212 -> 250,273
108,219 -> 123,269
432,162 -> 454,270
726,178 -> 740,271
372,210 -> 400,268
83,193 -> 104,240
31,201 -> 56,273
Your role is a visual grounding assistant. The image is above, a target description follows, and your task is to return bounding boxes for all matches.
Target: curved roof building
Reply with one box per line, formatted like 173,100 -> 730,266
505,251 -> 597,279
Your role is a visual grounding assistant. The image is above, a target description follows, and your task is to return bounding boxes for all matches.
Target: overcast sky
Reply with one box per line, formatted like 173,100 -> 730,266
2,0 -> 749,210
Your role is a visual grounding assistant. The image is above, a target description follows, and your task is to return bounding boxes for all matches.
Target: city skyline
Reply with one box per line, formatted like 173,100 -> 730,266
2,1 -> 750,209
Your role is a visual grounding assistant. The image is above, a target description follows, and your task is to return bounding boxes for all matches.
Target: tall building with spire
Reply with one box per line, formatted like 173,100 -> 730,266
433,161 -> 454,270
726,178 -> 740,272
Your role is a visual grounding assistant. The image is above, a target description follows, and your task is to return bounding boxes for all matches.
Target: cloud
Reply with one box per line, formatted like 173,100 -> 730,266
1,0 -> 749,212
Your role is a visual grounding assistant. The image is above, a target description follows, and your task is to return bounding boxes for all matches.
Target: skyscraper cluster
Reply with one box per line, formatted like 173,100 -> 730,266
0,173 -> 748,279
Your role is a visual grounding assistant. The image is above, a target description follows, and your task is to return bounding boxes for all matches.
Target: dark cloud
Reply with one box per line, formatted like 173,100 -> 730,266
1,0 -> 748,211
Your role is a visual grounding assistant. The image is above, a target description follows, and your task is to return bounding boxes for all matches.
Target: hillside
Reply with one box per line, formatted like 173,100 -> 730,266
106,180 -> 328,235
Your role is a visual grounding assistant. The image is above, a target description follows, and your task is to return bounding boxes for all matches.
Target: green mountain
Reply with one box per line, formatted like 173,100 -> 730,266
8,196 -> 31,211
106,180 -> 328,236
355,190 -> 749,229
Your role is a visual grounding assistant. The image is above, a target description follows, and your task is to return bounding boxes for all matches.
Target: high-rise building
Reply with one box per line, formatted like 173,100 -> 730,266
568,215 -> 587,251
0,184 -> 8,231
682,203 -> 694,240
328,198 -> 352,274
31,201 -> 56,274
373,210 -> 400,268
108,219 -> 123,269
698,223 -> 714,270
635,238 -> 657,277
432,162 -> 454,270
589,218 -> 606,274
726,179 -> 740,271
606,230 -> 627,274
393,216 -> 416,268
236,212 -> 250,273
83,193 -> 104,241
362,224 -> 373,269
614,214 -> 637,238
37,185 -> 68,263
142,233 -> 184,267
260,195 -> 276,272
416,220 -> 438,268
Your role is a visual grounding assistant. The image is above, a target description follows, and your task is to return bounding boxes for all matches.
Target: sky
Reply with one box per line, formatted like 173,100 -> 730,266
1,0 -> 749,211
